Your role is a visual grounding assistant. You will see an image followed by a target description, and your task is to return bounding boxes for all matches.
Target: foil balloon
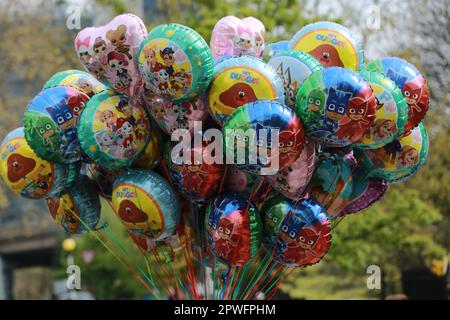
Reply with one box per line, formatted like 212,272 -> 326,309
46,175 -> 101,234
268,50 -> 323,108
289,21 -> 364,71
365,57 -> 430,134
310,155 -> 353,217
206,193 -> 262,266
78,91 -> 151,169
356,123 -> 429,183
43,70 -> 107,97
354,70 -> 409,149
23,86 -> 90,164
112,169 -> 181,241
267,138 -> 316,200
225,166 -> 262,196
74,13 -> 147,98
163,140 -> 224,202
84,163 -> 125,200
210,16 -> 266,58
341,167 -> 388,215
142,91 -> 209,135
213,54 -> 237,67
208,56 -> 285,125
0,127 -> 67,199
223,100 -> 304,175
262,195 -> 331,268
295,67 -> 377,147
138,23 -> 214,102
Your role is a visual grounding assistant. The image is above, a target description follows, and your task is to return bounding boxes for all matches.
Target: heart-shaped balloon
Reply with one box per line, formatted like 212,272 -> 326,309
210,16 -> 266,58
74,14 -> 147,99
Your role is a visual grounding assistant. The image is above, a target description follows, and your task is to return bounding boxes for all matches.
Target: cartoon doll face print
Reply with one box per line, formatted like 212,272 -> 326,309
66,94 -> 88,118
236,25 -> 254,51
93,37 -> 107,58
7,154 -> 36,183
118,199 -> 148,223
160,48 -> 175,68
46,102 -> 75,130
402,81 -> 423,111
346,97 -> 369,121
278,129 -> 297,154
307,88 -> 326,112
308,44 -> 344,68
116,118 -> 133,137
374,119 -> 397,139
155,69 -> 170,84
217,217 -> 235,241
106,24 -> 127,48
325,87 -> 351,121
219,83 -> 258,109
77,79 -> 95,96
399,146 -> 419,167
36,118 -> 58,142
95,130 -> 115,148
107,51 -> 129,70
296,227 -> 320,250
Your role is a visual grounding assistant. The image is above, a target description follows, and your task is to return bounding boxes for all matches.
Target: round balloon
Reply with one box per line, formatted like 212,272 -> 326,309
43,70 -> 107,97
138,23 -> 214,102
163,140 -> 224,202
213,54 -> 237,67
356,123 -> 429,183
210,16 -> 266,58
262,196 -> 331,267
289,21 -> 364,71
112,169 -> 181,241
142,91 -> 209,135
78,91 -> 150,169
0,127 -> 67,199
365,57 -> 430,134
295,67 -> 377,147
46,175 -> 101,234
310,155 -> 353,217
354,70 -> 409,149
268,138 -> 316,200
206,193 -> 262,266
74,13 -> 147,98
23,86 -> 90,164
208,56 -> 285,125
341,167 -> 388,215
223,100 -> 304,175
84,163 -> 125,200
268,50 -> 323,108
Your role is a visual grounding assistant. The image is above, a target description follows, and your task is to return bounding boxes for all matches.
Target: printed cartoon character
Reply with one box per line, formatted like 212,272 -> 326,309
219,83 -> 258,108
336,96 -> 373,140
170,69 -> 192,92
46,101 -> 76,131
402,81 -> 427,116
93,37 -> 108,65
66,93 -> 89,118
92,63 -> 106,79
116,118 -> 134,139
308,44 -> 344,68
160,48 -> 175,75
100,110 -> 117,131
143,46 -> 159,72
276,64 -> 298,108
254,31 -> 265,56
279,216 -> 304,244
368,140 -> 402,168
106,24 -> 132,59
95,129 -> 115,149
7,154 -> 36,183
76,36 -> 91,64
278,128 -> 301,156
34,117 -> 59,149
265,209 -> 284,231
373,119 -> 397,140
76,78 -> 95,97
116,99 -> 136,125
305,88 -> 326,122
135,118 -> 148,140
107,51 -> 131,87
154,68 -> 170,93
234,25 -> 254,55
214,217 -> 238,259
284,227 -> 321,262
398,146 -> 419,168
118,199 -> 148,223
120,136 -> 136,157
318,88 -> 352,137
151,101 -> 166,120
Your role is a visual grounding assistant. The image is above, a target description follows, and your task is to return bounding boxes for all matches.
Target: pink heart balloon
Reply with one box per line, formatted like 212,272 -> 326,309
75,14 -> 147,99
210,16 -> 266,58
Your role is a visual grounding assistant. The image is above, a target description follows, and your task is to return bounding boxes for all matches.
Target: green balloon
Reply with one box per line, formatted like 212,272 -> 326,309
43,70 -> 107,97
138,23 -> 214,102
354,70 -> 408,149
